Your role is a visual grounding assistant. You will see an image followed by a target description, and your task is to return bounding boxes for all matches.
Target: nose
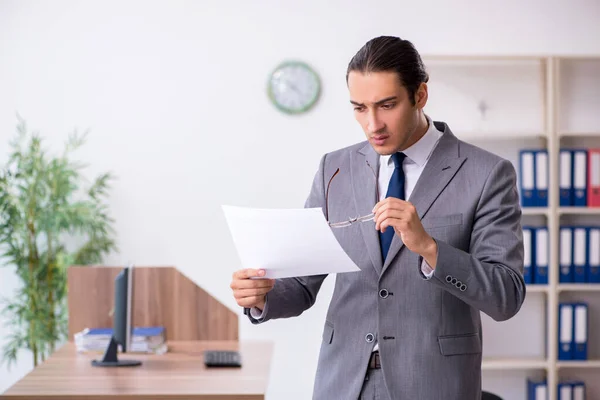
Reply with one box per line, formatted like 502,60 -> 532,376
366,110 -> 384,134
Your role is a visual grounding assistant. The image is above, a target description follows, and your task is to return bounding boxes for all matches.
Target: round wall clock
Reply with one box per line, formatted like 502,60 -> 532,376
267,61 -> 321,115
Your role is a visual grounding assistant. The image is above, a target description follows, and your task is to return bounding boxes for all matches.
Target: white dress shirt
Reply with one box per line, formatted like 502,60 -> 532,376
251,116 -> 444,324
371,115 -> 443,350
378,115 -> 443,278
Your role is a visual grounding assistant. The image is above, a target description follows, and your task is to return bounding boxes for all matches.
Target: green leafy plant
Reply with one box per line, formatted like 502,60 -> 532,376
0,116 -> 117,368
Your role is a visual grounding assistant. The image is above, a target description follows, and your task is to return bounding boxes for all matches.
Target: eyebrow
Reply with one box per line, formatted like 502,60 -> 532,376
350,96 -> 398,107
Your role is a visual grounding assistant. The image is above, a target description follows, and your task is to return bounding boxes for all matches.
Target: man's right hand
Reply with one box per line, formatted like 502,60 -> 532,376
230,269 -> 275,311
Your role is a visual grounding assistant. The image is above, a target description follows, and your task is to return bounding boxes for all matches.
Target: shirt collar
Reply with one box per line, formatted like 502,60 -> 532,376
381,115 -> 443,168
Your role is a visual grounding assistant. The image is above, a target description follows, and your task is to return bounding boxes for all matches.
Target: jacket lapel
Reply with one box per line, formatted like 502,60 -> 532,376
351,144 -> 384,275
381,125 -> 467,276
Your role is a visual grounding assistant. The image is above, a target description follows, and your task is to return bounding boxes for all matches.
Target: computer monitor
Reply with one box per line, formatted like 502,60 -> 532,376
91,266 -> 142,367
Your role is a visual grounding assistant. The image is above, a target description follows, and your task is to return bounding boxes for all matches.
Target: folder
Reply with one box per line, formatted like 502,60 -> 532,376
527,379 -> 547,400
535,150 -> 549,207
560,227 -> 573,283
573,149 -> 588,207
520,150 -> 536,207
559,303 -> 574,360
588,228 -> 600,283
589,149 -> 600,207
560,149 -> 574,206
573,302 -> 588,360
558,382 -> 573,400
535,227 -> 549,284
523,227 -> 534,284
572,381 -> 585,400
573,227 -> 587,283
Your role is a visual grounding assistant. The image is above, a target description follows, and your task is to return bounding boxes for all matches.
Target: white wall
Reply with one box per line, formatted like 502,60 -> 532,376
1,0 -> 599,398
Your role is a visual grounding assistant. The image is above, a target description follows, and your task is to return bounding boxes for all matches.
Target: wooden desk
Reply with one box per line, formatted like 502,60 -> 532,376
2,341 -> 273,400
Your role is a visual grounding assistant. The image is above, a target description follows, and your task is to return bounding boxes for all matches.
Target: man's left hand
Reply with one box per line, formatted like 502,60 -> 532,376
373,198 -> 438,268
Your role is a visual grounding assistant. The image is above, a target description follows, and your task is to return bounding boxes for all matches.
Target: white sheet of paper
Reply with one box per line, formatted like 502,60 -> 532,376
222,205 -> 361,279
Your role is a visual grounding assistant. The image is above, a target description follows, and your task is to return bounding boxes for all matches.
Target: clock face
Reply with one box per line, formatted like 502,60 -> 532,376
267,61 -> 321,114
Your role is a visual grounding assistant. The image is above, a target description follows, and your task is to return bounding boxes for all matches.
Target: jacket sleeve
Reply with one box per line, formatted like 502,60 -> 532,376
246,153 -> 330,324
420,159 -> 526,322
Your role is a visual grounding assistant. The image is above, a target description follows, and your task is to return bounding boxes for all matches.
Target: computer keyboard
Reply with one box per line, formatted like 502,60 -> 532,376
203,350 -> 242,367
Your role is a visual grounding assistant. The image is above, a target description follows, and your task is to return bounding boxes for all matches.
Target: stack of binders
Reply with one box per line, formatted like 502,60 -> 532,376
520,149 -> 549,207
523,226 -> 549,284
526,379 -> 547,400
559,226 -> 600,284
558,381 -> 586,400
526,379 -> 586,399
558,302 -> 588,361
559,148 -> 600,207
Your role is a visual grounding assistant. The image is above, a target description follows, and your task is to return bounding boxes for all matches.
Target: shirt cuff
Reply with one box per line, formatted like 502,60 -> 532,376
421,259 -> 435,279
249,298 -> 268,320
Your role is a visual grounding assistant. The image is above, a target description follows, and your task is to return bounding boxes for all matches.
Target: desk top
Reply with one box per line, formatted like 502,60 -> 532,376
2,341 -> 273,400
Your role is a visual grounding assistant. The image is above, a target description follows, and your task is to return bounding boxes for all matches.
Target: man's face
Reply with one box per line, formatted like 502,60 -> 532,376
348,70 -> 426,155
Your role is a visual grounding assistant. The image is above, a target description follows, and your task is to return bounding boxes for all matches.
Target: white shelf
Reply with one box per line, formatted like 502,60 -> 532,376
422,56 -> 545,66
527,285 -> 550,293
482,358 -> 548,370
558,284 -> 600,292
557,360 -> 600,369
559,131 -> 600,137
558,207 -> 600,215
522,208 -> 549,216
455,132 -> 547,141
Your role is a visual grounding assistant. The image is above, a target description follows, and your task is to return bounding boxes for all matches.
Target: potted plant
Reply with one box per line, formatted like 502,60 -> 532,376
0,116 -> 117,368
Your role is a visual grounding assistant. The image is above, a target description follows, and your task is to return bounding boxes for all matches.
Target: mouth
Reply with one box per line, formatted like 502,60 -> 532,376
371,135 -> 389,145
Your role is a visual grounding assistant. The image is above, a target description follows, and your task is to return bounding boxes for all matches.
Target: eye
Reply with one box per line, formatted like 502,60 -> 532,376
381,103 -> 396,110
353,106 -> 365,112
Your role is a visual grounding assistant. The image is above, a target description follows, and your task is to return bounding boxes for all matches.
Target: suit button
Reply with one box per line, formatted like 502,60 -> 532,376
460,284 -> 467,291
379,289 -> 389,299
446,275 -> 453,283
455,280 -> 462,288
365,333 -> 374,343
451,278 -> 458,285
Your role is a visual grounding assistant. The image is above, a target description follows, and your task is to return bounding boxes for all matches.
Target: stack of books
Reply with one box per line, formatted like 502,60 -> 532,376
74,326 -> 167,355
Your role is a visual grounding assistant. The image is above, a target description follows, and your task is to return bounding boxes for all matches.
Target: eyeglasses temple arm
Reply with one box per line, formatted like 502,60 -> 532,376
366,160 -> 379,203
325,168 -> 340,222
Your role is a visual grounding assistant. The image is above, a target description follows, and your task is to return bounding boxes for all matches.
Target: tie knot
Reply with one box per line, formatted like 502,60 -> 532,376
391,152 -> 406,168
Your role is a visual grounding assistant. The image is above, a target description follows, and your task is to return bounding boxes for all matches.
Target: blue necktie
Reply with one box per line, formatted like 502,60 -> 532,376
379,152 -> 406,261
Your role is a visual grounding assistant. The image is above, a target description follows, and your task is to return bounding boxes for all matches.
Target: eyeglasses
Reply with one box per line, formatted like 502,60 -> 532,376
325,161 -> 379,228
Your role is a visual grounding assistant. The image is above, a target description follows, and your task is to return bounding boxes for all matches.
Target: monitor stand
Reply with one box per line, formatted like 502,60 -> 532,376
91,336 -> 142,367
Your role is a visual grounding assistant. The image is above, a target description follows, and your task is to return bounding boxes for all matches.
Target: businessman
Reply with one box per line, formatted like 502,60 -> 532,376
230,36 -> 525,400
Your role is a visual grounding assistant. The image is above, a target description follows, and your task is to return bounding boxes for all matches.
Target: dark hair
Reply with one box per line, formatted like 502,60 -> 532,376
346,36 -> 429,106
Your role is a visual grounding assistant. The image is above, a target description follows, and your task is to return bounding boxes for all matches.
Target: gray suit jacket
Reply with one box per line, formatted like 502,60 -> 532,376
246,121 -> 526,400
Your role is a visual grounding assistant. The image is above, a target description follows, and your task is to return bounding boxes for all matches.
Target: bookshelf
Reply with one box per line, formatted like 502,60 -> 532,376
422,55 -> 600,400
555,56 -> 600,400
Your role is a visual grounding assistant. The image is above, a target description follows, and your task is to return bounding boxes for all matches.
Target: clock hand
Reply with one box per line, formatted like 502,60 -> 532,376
286,81 -> 302,95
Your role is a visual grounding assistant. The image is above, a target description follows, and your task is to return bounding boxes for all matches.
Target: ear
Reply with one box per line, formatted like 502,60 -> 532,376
415,82 -> 428,109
